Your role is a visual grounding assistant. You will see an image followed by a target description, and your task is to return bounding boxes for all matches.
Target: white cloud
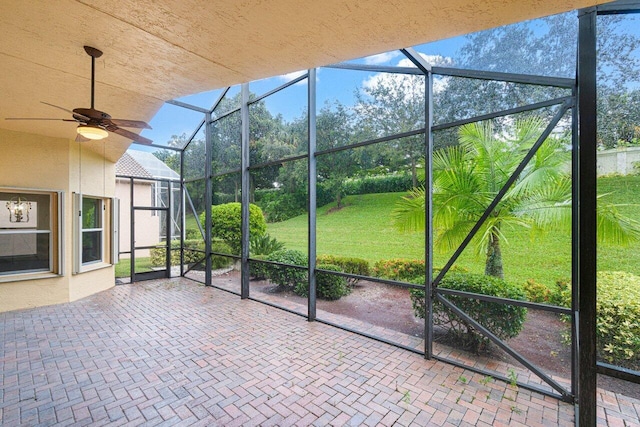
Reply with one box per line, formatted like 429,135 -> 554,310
361,53 -> 454,96
278,70 -> 307,82
397,53 -> 453,68
362,51 -> 401,65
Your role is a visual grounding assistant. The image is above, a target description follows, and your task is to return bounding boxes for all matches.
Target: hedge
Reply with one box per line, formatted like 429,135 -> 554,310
255,174 -> 412,223
317,255 -> 369,287
342,174 -> 413,196
150,239 -> 233,269
554,271 -> 640,366
409,272 -> 527,352
373,258 -> 426,282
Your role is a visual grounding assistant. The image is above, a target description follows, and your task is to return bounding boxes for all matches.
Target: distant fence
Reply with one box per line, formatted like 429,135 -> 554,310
597,147 -> 640,176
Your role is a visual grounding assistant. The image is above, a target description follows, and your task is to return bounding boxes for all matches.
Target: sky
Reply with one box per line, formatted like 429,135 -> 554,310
136,33 -> 467,151
134,11 -> 639,153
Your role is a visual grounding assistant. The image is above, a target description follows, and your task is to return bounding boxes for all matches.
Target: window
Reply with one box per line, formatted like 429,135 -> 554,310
81,197 -> 103,264
0,188 -> 63,280
73,194 -> 118,273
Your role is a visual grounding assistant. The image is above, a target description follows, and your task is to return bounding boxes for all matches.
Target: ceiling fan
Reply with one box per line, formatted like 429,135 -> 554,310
6,46 -> 153,145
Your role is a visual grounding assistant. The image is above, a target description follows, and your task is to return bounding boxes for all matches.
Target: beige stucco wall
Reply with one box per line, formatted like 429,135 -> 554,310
115,179 -> 161,257
0,128 -> 117,312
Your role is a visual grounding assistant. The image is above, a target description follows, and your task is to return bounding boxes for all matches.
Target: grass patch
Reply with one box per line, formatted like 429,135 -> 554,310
115,257 -> 155,278
266,176 -> 640,288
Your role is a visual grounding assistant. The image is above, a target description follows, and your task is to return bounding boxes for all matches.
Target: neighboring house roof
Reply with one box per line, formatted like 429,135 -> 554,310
115,150 -> 179,180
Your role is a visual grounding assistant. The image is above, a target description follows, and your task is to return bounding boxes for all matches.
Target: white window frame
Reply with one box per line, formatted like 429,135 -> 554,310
0,187 -> 64,282
73,193 -> 118,274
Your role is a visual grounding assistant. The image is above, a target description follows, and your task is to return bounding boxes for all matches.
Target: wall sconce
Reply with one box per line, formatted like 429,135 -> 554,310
6,196 -> 31,223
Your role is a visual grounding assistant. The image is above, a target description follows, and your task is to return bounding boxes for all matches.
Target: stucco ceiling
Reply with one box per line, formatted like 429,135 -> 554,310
0,0 -> 606,160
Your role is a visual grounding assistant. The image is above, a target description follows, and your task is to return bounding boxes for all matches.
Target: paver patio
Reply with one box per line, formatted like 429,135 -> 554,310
1,278 -> 639,426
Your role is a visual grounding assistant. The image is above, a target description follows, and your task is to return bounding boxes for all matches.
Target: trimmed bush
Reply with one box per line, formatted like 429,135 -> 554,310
409,272 -> 527,352
317,264 -> 351,300
373,258 -> 426,281
200,203 -> 267,254
295,264 -> 350,300
150,240 -> 233,269
523,279 -> 551,303
316,255 -> 370,286
262,249 -> 308,289
553,272 -> 640,366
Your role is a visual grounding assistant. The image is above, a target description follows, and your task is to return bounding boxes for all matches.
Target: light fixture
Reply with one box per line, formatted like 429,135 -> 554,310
6,196 -> 31,223
77,124 -> 108,140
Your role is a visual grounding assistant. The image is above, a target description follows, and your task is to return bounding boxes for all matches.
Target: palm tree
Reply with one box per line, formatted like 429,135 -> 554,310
392,117 -> 640,279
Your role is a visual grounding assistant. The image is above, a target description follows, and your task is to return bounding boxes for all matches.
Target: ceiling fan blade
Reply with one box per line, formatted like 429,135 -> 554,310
41,101 -> 74,114
108,126 -> 153,145
109,118 -> 152,129
5,117 -> 77,121
43,101 -> 91,122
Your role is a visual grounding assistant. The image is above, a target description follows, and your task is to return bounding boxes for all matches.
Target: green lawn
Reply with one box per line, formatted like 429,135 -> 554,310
266,175 -> 640,288
115,257 -> 155,278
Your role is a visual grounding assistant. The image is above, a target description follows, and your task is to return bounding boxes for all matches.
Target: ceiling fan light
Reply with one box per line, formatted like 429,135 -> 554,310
77,125 -> 108,140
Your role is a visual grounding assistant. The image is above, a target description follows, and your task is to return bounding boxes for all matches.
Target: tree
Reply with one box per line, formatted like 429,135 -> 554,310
440,12 -> 640,148
355,68 -> 426,186
210,91 -> 288,201
392,118 -> 640,279
275,102 -> 359,208
316,103 -> 359,208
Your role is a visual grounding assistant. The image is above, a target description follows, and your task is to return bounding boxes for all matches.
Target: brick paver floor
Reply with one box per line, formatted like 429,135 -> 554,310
1,278 -> 639,426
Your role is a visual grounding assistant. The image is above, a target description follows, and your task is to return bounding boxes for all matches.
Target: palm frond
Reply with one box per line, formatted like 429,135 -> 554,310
391,187 -> 426,232
597,201 -> 640,245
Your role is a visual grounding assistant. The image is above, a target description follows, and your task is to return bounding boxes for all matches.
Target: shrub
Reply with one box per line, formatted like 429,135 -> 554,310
597,271 -> 640,365
185,228 -> 201,240
409,272 -> 527,352
293,264 -> 350,300
316,255 -> 370,286
151,239 -> 202,266
200,203 -> 267,254
262,249 -> 308,289
554,271 -> 640,366
250,255 -> 269,280
523,279 -> 551,303
342,174 -> 413,196
295,264 -> 350,300
250,234 -> 285,256
150,240 -> 233,269
373,258 -> 426,281
210,241 -> 236,269
317,264 -> 351,300
550,278 -> 571,307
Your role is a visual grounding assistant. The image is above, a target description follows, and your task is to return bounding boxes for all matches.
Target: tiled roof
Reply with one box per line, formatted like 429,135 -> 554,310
115,153 -> 153,179
116,150 -> 180,180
